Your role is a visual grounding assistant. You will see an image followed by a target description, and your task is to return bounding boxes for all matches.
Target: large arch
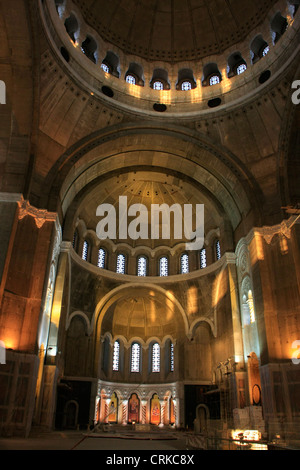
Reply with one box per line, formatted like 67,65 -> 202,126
38,122 -> 262,232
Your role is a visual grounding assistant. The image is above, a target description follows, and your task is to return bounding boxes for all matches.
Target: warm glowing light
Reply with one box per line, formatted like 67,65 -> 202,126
187,286 -> 198,314
254,232 -> 265,261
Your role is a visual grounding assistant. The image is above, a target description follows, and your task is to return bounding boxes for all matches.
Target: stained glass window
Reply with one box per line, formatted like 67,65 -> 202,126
97,248 -> 106,268
112,341 -> 120,371
159,257 -> 168,276
152,343 -> 160,373
116,254 -> 126,274
131,343 -> 141,372
137,256 -> 147,276
180,253 -> 189,274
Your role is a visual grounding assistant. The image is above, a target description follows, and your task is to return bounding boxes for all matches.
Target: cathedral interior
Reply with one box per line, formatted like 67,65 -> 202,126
0,0 -> 300,450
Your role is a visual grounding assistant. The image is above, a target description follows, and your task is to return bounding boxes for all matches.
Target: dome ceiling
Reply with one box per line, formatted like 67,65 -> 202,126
76,169 -> 222,249
72,0 -> 277,62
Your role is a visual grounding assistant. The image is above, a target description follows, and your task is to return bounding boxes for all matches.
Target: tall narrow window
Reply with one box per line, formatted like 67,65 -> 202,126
159,256 -> 168,276
180,253 -> 189,274
170,342 -> 174,372
116,254 -> 126,274
137,256 -> 147,276
131,343 -> 141,373
82,240 -> 90,261
152,343 -> 160,373
215,240 -> 221,260
112,340 -> 120,371
97,248 -> 106,268
200,248 -> 207,269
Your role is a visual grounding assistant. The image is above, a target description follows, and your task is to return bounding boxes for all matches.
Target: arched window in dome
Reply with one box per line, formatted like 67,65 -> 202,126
81,35 -> 98,64
137,255 -> 147,276
250,35 -> 270,64
200,248 -> 207,269
97,248 -> 106,268
202,63 -> 222,87
131,342 -> 141,373
215,240 -> 221,261
116,254 -> 126,274
125,63 -> 144,86
126,74 -> 136,85
82,240 -> 90,261
150,68 -> 170,90
151,343 -> 160,373
288,1 -> 299,17
112,340 -> 120,371
209,75 -> 220,86
270,12 -> 288,44
176,68 -> 196,91
100,51 -> 120,77
227,52 -> 247,78
64,14 -> 79,43
181,81 -> 192,91
159,256 -> 168,276
180,253 -> 189,274
153,80 -> 164,90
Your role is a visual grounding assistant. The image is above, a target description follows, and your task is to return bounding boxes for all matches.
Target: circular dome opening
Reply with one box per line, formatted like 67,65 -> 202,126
102,85 -> 114,97
259,70 -> 271,84
153,103 -> 167,112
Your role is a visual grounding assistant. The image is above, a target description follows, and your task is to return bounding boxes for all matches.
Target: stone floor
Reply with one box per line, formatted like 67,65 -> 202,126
0,428 -> 189,451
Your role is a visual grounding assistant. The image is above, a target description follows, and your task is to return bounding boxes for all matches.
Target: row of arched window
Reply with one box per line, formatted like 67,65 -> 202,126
73,231 -> 222,276
106,339 -> 174,374
55,1 -> 297,92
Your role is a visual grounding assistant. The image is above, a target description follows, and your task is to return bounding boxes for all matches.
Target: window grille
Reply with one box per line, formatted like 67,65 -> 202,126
112,341 -> 120,371
97,248 -> 106,268
209,75 -> 220,86
131,343 -> 140,372
180,253 -> 189,274
126,74 -> 136,85
82,240 -> 89,261
170,343 -> 174,372
153,81 -> 164,90
101,63 -> 110,73
215,240 -> 221,260
200,248 -> 207,269
116,254 -> 126,274
159,257 -> 168,276
137,256 -> 147,276
152,343 -> 160,373
237,64 -> 247,75
181,81 -> 192,91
